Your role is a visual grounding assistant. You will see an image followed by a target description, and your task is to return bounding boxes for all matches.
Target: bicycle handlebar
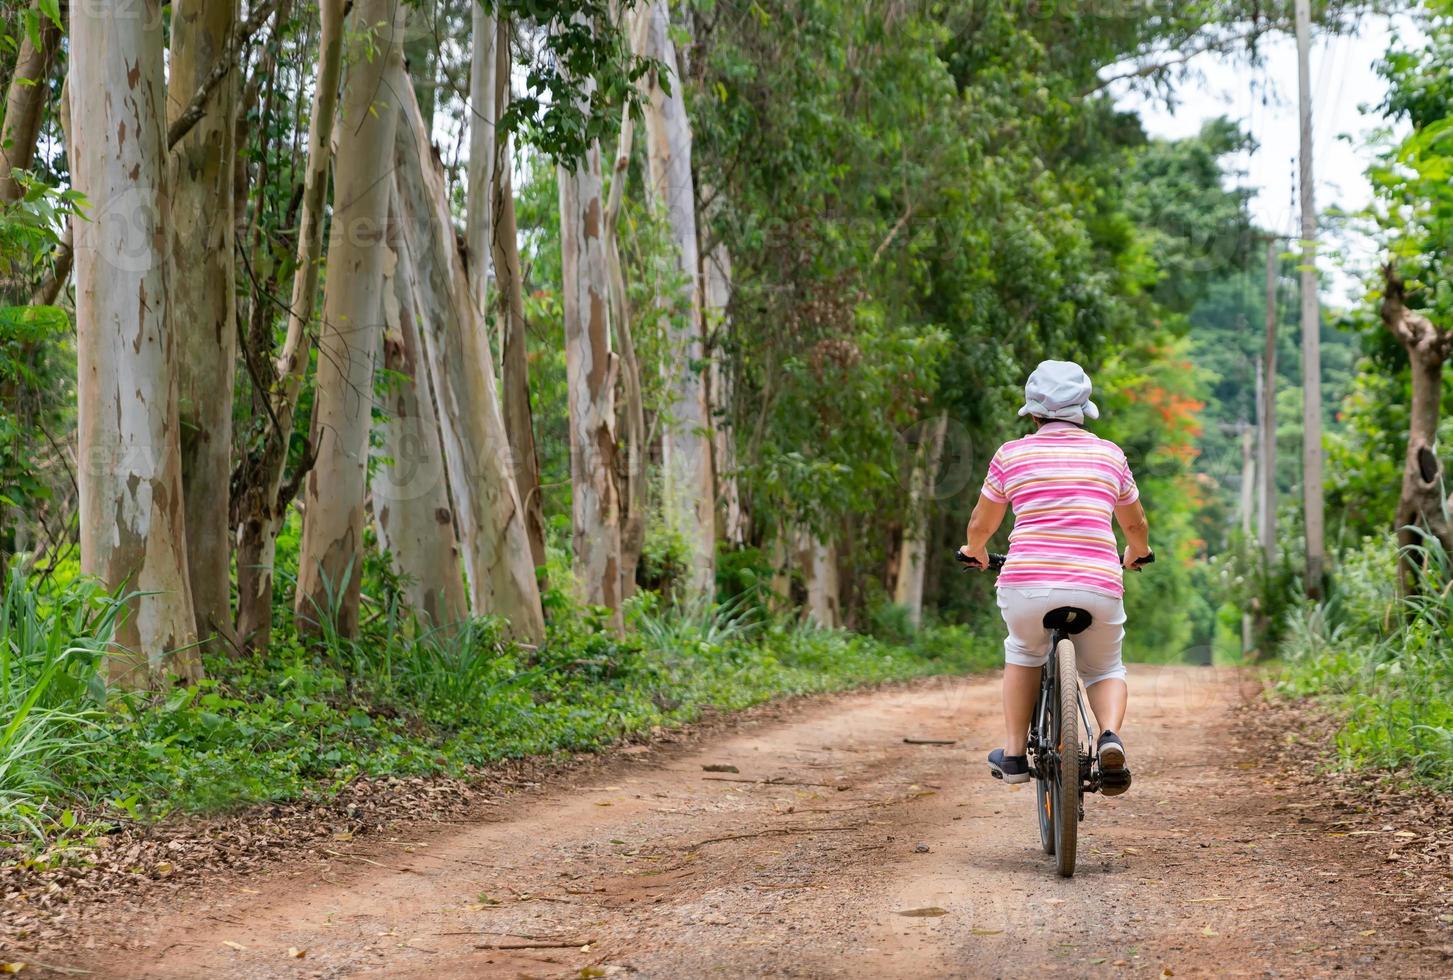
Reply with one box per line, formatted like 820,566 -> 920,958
954,549 -> 1155,572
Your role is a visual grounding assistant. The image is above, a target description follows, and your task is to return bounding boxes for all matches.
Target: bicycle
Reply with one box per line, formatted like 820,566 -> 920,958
956,549 -> 1152,878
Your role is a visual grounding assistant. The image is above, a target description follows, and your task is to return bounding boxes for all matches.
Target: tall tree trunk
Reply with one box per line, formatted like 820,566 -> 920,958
1381,266 -> 1453,594
637,0 -> 716,599
800,532 -> 839,629
295,0 -> 405,635
464,3 -> 497,313
71,0 -> 200,688
371,195 -> 467,629
604,94 -> 647,597
169,0 -> 240,653
894,413 -> 946,629
491,20 -> 547,573
0,0 -> 60,202
703,241 -> 743,547
393,79 -> 545,642
235,0 -> 342,649
560,133 -> 623,630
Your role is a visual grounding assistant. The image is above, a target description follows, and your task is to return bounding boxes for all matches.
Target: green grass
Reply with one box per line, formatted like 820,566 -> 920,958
1277,534 -> 1453,790
0,570 -> 999,842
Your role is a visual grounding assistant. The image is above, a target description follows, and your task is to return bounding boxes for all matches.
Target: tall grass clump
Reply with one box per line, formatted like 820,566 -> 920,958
0,570 -> 115,834
1279,533 -> 1453,789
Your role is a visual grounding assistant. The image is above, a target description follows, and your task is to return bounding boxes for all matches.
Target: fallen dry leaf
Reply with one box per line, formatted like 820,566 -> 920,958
702,764 -> 739,773
288,947 -> 307,959
896,907 -> 948,917
1,964 -> 24,975
221,940 -> 246,951
970,928 -> 1003,936
1200,926 -> 1218,937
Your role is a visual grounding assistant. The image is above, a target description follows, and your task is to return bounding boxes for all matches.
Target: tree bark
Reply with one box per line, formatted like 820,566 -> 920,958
894,414 -> 946,629
464,2 -> 497,314
604,95 -> 647,597
371,194 -> 467,629
235,0 -> 342,649
491,20 -> 547,573
703,241 -> 743,547
71,0 -> 200,688
0,0 -> 60,202
637,0 -> 716,599
1381,266 -> 1453,594
560,130 -> 623,630
295,0 -> 406,636
800,532 -> 839,629
168,0 -> 240,653
393,78 -> 545,642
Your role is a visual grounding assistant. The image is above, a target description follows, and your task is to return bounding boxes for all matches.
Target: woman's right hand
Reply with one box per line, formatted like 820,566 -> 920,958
959,544 -> 990,569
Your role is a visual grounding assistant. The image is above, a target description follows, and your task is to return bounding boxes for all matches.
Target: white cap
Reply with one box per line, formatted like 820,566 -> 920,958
1017,360 -> 1100,424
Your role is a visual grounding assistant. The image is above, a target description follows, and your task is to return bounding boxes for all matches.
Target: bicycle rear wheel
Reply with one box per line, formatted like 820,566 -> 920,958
1053,638 -> 1080,878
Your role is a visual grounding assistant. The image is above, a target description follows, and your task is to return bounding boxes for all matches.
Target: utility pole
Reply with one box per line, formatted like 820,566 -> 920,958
1295,0 -> 1326,600
1240,403 -> 1257,657
1260,237 -> 1278,559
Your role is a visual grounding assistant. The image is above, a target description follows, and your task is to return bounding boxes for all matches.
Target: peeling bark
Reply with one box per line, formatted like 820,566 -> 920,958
235,0 -> 342,650
894,414 -> 947,629
636,0 -> 716,599
560,118 -> 623,630
169,0 -> 240,652
703,241 -> 743,547
491,21 -> 547,574
71,0 -> 200,687
371,195 -> 467,629
295,0 -> 406,636
393,78 -> 545,642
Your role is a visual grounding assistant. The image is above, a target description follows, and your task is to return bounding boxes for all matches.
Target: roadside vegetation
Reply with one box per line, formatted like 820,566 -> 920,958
1241,3 -> 1453,793
0,555 -> 998,841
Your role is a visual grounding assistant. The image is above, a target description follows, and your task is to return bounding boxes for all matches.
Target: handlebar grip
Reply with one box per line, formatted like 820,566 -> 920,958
955,550 -> 1007,571
1130,550 -> 1155,569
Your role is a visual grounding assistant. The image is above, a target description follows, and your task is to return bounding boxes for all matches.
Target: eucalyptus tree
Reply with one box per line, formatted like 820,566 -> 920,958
236,0 -> 343,649
71,0 -> 200,685
635,0 -> 715,600
295,0 -> 406,635
169,0 -> 240,650
394,73 -> 545,642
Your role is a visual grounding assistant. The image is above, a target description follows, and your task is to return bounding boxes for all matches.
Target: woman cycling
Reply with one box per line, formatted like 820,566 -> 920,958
957,360 -> 1152,796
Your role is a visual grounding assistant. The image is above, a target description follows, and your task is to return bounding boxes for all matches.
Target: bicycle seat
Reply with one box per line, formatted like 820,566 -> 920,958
1043,606 -> 1093,635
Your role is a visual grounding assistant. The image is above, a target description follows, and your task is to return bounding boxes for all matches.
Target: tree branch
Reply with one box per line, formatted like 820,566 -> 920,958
1082,23 -> 1282,97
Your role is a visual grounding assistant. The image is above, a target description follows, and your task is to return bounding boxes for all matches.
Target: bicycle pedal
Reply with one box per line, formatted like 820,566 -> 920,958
1099,767 -> 1132,797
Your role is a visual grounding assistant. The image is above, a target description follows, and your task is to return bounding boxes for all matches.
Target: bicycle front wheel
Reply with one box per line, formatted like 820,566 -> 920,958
1053,637 -> 1080,878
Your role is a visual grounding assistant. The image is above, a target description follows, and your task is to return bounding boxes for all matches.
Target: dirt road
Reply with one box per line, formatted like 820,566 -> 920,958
60,666 -> 1450,978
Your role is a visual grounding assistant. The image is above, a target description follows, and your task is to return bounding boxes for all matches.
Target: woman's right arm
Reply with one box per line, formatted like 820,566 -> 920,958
1114,500 -> 1152,567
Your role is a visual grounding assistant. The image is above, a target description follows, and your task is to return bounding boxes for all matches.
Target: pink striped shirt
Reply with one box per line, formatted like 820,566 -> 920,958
980,422 -> 1139,597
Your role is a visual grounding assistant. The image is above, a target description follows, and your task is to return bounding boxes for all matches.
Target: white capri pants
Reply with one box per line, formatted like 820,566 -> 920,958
996,587 -> 1127,687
